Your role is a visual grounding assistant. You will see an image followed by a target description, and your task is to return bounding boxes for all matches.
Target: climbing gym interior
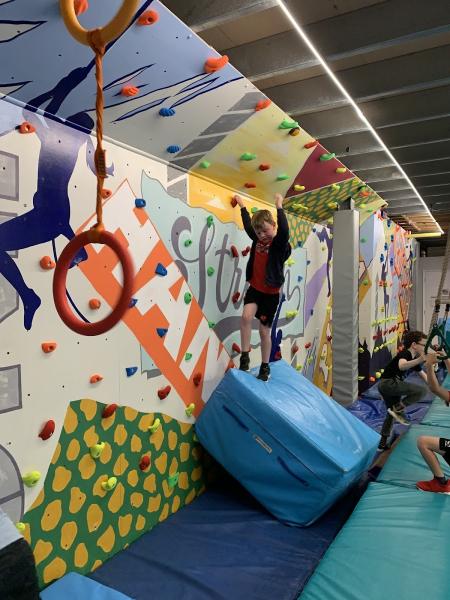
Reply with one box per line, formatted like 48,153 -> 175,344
1,1 -> 450,599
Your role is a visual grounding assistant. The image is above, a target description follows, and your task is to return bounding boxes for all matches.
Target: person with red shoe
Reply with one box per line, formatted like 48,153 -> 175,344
416,353 -> 450,494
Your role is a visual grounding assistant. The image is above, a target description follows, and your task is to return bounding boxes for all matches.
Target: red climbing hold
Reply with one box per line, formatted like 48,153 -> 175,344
304,140 -> 319,149
101,189 -> 112,199
204,55 -> 229,74
89,298 -> 101,310
102,403 -> 118,418
38,420 -> 55,440
305,342 -> 312,349
40,256 -> 56,270
369,376 -> 376,383
259,163 -> 271,171
230,245 -> 239,258
274,350 -> 282,360
137,9 -> 159,25
18,121 -> 36,134
327,335 -> 333,342
232,292 -> 240,304
121,85 -> 139,97
74,0 -> 89,16
193,373 -> 202,387
244,182 -> 257,189
232,342 -> 241,354
139,455 -> 150,471
230,197 -> 238,208
291,344 -> 299,355
255,98 -> 272,111
242,246 -> 250,257
158,385 -> 171,400
41,342 -> 57,354
90,373 -> 103,384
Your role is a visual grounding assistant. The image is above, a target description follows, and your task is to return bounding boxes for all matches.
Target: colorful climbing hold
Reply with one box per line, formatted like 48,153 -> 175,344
335,167 -> 347,174
278,119 -> 299,130
41,342 -> 57,354
139,455 -> 150,471
320,153 -> 336,161
255,98 -> 272,111
135,198 -> 146,208
286,310 -> 298,319
230,245 -> 239,258
208,321 -> 216,329
126,367 -> 138,377
291,344 -> 299,355
259,163 -> 271,171
38,420 -> 55,441
375,371 -> 381,379
185,352 -> 192,361
89,298 -> 101,310
276,174 -> 289,181
285,257 -> 295,266
331,184 -> 341,191
294,184 -> 305,192
251,207 -> 258,214
305,342 -> 312,349
159,107 -> 175,117
363,279 -> 369,286
137,9 -> 159,25
358,376 -> 365,381
193,373 -> 202,387
199,160 -> 210,169
40,256 -> 56,270
167,145 -> 181,154
232,291 -> 240,304
244,182 -> 257,189
232,342 -> 241,354
121,85 -> 139,97
204,55 -> 229,73
207,215 -> 214,227
289,127 -> 300,137
155,263 -> 167,276
149,418 -> 161,434
185,403 -> 195,417
101,477 -> 117,492
74,0 -> 89,16
156,328 -> 168,338
168,472 -> 180,488
90,442 -> 105,459
18,121 -> 36,134
304,140 -> 319,149
102,404 -> 118,418
230,196 -> 238,208
157,385 -> 171,400
16,522 -> 26,533
22,471 -> 41,487
240,152 -> 257,161
207,266 -> 215,276
369,376 -> 376,383
242,246 -> 251,257
184,239 -> 192,247
90,374 -> 103,384
101,188 -> 112,199
129,298 -> 138,308
184,292 -> 192,304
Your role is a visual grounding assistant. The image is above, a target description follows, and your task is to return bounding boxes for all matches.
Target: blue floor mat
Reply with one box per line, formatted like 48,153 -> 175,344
89,473 -> 365,600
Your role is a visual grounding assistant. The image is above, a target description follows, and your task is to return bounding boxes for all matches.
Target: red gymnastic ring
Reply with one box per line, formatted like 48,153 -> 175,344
53,229 -> 134,336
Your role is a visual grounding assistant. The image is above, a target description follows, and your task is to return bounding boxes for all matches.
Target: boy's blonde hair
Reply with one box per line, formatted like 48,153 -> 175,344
251,209 -> 275,230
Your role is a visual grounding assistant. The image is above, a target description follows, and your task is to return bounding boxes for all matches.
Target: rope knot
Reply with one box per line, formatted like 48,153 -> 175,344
87,28 -> 106,56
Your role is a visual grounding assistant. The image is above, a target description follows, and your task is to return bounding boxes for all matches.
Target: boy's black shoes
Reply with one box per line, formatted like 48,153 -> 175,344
257,363 -> 270,382
239,352 -> 250,371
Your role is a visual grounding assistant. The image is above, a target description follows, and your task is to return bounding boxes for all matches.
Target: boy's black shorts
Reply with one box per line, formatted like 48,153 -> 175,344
439,438 -> 450,465
243,286 -> 280,327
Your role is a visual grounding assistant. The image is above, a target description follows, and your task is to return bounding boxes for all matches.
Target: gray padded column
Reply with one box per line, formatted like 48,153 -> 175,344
332,209 -> 359,406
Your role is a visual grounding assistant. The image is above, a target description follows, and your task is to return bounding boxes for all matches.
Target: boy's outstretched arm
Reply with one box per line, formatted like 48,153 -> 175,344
234,195 -> 258,242
425,354 -> 450,405
273,193 -> 289,244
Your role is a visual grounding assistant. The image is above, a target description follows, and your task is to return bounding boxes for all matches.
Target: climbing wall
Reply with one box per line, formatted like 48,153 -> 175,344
358,213 -> 417,391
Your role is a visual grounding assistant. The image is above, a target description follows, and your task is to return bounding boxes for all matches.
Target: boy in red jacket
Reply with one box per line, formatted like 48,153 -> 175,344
234,193 -> 291,381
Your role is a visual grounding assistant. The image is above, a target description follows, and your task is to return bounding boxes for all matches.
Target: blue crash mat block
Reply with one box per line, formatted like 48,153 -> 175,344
377,424 -> 450,488
196,360 -> 379,526
90,472 -> 365,600
300,482 -> 450,600
421,397 -> 450,427
41,572 -> 132,600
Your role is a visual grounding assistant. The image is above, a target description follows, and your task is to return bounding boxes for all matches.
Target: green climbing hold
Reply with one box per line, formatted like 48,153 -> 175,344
207,215 -> 214,227
276,173 -> 289,181
184,292 -> 192,304
185,353 -> 192,361
208,321 -> 216,329
320,153 -> 336,161
363,279 -> 369,286
240,152 -> 257,161
184,239 -> 192,247
251,207 -> 258,214
199,160 -> 211,168
358,348 -> 364,354
361,237 -> 367,243
168,472 -> 179,488
278,118 -> 299,130
359,203 -> 367,209
358,376 -> 365,381
207,266 -> 215,276
185,403 -> 195,417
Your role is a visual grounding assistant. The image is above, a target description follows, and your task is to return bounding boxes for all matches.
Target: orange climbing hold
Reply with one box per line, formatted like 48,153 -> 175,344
304,140 -> 318,149
89,298 -> 101,310
232,342 -> 241,354
74,0 -> 89,16
40,256 -> 56,270
101,189 -> 112,199
158,385 -> 171,400
244,182 -> 257,189
255,98 -> 272,111
137,9 -> 159,25
259,163 -> 271,171
19,121 -> 36,134
204,55 -> 229,74
102,403 -> 117,418
90,373 -> 103,384
121,85 -> 139,97
193,373 -> 202,386
369,376 -> 376,383
41,342 -> 57,354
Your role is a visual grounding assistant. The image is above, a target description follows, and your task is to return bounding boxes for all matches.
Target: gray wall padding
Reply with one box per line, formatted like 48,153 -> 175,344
332,210 -> 359,406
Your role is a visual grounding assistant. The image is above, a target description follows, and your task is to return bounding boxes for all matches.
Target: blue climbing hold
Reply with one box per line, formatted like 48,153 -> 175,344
155,263 -> 167,276
387,219 -> 392,227
126,367 -> 138,377
167,145 -> 181,154
159,107 -> 176,117
298,276 -> 303,282
135,198 -> 146,208
312,228 -> 316,232
129,298 -> 138,308
380,254 -> 384,262
391,235 -> 394,242
157,328 -> 168,338
307,260 -> 311,265
297,241 -> 302,247
310,309 -> 314,316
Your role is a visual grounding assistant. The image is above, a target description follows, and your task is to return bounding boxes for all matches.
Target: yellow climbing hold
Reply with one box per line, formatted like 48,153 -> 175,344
90,442 -> 105,459
335,167 -> 347,174
294,184 -> 305,192
185,403 -> 195,417
22,471 -> 41,487
148,418 -> 161,434
101,476 -> 117,492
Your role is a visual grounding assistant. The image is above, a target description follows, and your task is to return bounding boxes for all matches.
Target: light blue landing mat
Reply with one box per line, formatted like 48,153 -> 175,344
377,424 -> 450,488
41,572 -> 133,600
421,397 -> 450,427
299,482 -> 450,600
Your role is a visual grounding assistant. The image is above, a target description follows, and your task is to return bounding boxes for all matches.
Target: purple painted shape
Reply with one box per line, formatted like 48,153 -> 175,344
305,263 -> 328,326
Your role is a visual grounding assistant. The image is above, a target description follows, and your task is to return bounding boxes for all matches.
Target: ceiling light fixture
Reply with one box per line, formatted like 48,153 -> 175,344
276,0 -> 443,234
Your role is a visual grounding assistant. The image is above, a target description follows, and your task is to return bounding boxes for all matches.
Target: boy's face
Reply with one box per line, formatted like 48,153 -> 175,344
411,338 -> 427,355
255,221 -> 276,243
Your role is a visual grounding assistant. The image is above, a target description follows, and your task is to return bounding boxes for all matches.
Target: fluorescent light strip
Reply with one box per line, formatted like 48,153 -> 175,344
276,0 -> 443,234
